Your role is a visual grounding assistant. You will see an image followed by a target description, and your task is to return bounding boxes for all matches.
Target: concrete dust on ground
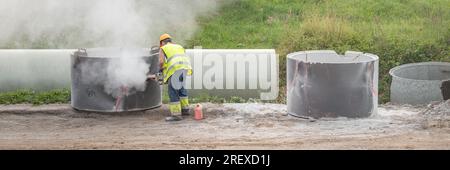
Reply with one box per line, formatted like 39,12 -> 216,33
420,100 -> 450,129
0,102 -> 449,149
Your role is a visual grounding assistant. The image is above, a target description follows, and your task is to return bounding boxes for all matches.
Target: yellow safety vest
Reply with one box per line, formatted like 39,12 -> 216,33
161,43 -> 192,83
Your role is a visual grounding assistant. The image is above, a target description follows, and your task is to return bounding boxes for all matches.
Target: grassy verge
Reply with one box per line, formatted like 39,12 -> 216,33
0,89 -> 70,105
0,88 -> 247,105
186,0 -> 450,103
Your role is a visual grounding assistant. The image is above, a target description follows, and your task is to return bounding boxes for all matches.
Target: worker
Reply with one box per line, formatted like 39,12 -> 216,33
157,33 -> 193,121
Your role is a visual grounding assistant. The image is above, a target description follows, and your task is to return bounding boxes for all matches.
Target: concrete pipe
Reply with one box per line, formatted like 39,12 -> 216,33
70,48 -> 162,112
0,49 -> 74,92
287,50 -> 379,118
389,62 -> 450,105
185,49 -> 278,100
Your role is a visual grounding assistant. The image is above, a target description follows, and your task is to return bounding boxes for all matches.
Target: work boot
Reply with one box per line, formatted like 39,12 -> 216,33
182,108 -> 190,116
180,97 -> 190,116
167,102 -> 182,121
165,116 -> 182,122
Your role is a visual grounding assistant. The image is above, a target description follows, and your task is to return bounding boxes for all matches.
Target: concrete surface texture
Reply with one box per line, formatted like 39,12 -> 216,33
390,62 -> 450,105
0,102 -> 448,149
287,50 -> 379,118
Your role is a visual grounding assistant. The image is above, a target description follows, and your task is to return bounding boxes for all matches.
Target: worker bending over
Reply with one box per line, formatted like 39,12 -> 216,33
158,33 -> 193,121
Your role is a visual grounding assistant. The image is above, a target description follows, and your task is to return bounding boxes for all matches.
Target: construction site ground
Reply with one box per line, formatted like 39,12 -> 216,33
0,102 -> 449,149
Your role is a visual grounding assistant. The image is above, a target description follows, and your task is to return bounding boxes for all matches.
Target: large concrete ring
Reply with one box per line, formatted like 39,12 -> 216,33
287,50 -> 379,118
389,62 -> 450,105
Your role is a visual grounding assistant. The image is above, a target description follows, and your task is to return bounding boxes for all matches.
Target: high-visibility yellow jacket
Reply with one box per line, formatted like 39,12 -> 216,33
161,43 -> 192,83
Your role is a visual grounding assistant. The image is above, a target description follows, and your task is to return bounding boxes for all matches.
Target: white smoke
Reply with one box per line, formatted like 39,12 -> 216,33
102,48 -> 151,98
0,0 -> 221,48
77,48 -> 152,98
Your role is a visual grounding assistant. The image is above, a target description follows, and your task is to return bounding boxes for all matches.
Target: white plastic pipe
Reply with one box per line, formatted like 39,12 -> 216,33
0,49 -> 75,91
0,49 -> 278,100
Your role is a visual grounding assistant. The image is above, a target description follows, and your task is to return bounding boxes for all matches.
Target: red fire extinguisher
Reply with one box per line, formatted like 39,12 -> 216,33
194,104 -> 203,120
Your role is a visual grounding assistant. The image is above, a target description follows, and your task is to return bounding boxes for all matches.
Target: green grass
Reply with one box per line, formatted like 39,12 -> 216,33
162,86 -> 248,104
186,0 -> 450,103
0,87 -> 246,105
0,89 -> 70,105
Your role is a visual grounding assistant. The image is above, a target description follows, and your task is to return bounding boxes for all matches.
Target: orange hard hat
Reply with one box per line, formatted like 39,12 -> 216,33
159,33 -> 172,42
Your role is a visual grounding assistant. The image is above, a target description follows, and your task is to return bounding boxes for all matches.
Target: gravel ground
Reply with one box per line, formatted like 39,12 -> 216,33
0,102 -> 449,149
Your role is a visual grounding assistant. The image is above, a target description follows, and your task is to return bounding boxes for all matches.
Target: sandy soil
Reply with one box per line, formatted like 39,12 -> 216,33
0,102 -> 449,150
